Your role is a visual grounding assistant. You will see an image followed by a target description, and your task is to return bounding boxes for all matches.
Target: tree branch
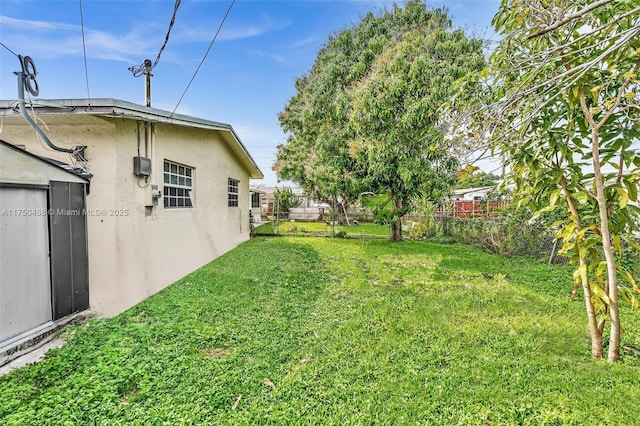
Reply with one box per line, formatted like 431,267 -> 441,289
496,25 -> 640,129
596,57 -> 640,130
527,0 -> 615,39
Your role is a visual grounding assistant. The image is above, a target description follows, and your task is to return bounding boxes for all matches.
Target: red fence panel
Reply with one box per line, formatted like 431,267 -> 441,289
435,200 -> 508,218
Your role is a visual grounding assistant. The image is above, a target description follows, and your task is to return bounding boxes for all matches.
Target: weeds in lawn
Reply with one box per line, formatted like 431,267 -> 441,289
1,237 -> 640,424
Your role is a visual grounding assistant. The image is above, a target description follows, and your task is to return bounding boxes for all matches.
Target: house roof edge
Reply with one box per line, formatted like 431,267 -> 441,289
0,98 -> 264,179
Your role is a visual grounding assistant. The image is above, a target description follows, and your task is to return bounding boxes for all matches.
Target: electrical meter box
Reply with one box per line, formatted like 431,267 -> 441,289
133,156 -> 151,177
144,183 -> 162,207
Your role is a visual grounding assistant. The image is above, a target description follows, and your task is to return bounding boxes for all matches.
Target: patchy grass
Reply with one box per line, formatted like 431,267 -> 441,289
256,221 -> 390,237
1,238 -> 640,424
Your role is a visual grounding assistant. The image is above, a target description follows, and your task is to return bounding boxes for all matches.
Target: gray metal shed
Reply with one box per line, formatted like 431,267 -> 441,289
0,140 -> 91,348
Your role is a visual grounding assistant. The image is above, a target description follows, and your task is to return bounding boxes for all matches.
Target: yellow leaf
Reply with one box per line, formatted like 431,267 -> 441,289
591,284 -> 611,305
231,394 -> 242,410
624,92 -> 636,100
594,261 -> 607,286
613,235 -> 622,254
615,186 -> 629,208
578,264 -> 588,281
590,85 -> 603,102
618,266 -> 640,294
576,224 -> 597,239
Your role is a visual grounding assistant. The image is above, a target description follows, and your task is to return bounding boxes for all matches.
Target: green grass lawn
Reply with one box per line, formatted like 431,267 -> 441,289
2,237 -> 640,424
255,220 -> 391,237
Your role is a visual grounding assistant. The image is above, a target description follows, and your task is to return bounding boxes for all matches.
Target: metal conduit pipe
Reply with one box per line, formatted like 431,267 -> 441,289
16,71 -> 75,154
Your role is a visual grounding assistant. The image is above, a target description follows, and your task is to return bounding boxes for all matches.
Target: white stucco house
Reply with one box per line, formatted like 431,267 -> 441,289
451,186 -> 495,201
0,98 -> 262,347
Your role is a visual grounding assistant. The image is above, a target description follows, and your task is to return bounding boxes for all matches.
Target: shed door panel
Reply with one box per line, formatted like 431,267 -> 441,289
49,181 -> 89,319
0,187 -> 52,343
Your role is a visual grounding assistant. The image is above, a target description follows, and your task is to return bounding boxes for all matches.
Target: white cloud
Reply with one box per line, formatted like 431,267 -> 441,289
174,15 -> 290,43
290,35 -> 319,49
247,49 -> 287,64
1,14 -> 167,62
0,15 -> 76,31
1,9 -> 291,66
219,15 -> 291,41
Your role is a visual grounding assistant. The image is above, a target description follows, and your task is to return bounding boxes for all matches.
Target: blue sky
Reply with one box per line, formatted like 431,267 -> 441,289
0,0 -> 500,186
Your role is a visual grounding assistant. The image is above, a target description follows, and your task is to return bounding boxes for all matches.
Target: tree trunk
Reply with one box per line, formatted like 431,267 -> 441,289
590,127 -> 620,362
341,200 -> 350,226
390,196 -> 403,242
390,218 -> 402,242
562,177 -> 603,359
580,256 -> 604,359
578,90 -> 620,362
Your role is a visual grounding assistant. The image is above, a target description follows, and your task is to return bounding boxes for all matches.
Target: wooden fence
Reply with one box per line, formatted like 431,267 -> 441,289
434,200 -> 509,219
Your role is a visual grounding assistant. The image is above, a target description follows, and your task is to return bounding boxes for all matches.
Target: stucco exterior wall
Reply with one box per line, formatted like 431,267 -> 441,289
0,143 -> 87,185
1,115 -> 251,316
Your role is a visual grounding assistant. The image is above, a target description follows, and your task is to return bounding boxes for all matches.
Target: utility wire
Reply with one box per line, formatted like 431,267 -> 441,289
171,0 -> 235,118
152,0 -> 181,69
129,0 -> 182,76
0,42 -> 19,57
79,0 -> 92,105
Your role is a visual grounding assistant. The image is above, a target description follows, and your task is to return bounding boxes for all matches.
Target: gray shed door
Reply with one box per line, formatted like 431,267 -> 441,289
0,187 -> 52,343
49,181 -> 89,319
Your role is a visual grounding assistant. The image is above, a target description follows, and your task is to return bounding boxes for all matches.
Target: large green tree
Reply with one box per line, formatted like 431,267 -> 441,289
452,0 -> 640,361
274,8 -> 378,217
275,1 -> 485,241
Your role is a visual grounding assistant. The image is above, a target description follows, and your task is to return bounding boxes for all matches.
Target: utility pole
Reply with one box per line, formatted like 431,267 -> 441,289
143,59 -> 152,107
128,58 -> 153,107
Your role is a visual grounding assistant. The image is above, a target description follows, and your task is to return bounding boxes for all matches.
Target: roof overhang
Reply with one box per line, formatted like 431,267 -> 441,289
0,98 -> 264,179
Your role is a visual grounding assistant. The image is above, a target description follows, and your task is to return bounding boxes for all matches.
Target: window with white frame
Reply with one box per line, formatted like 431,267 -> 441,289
163,160 -> 194,208
228,178 -> 239,207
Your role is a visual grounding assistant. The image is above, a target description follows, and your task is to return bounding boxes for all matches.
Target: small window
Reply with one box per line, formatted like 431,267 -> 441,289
228,178 -> 239,207
164,160 -> 194,208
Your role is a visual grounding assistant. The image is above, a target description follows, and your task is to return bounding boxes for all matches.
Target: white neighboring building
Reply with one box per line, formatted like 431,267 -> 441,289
261,186 -> 328,221
451,186 -> 495,201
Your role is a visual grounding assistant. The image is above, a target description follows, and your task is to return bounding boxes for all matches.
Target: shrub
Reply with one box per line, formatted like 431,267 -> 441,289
443,204 -> 560,258
407,202 -> 564,259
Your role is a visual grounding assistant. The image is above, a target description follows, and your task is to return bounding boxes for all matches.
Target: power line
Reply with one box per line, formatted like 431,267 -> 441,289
171,0 -> 235,118
79,0 -> 92,104
129,0 -> 182,77
152,0 -> 181,69
0,42 -> 18,58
